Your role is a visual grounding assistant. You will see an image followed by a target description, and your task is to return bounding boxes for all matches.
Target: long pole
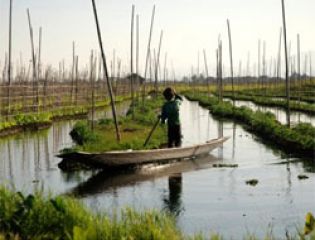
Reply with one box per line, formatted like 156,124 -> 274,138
130,5 -> 135,118
276,28 -> 282,89
163,52 -> 167,86
309,53 -> 312,84
281,0 -> 290,127
71,41 -> 75,104
27,9 -> 37,112
37,27 -> 42,111
90,51 -> 95,131
155,30 -> 163,97
258,39 -> 261,90
91,0 -> 121,141
136,14 -> 139,99
297,34 -> 301,100
227,19 -> 234,104
7,0 -> 13,117
203,49 -> 210,99
142,5 -> 155,103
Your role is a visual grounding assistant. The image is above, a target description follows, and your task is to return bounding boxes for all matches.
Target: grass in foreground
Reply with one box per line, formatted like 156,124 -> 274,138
0,187 -> 314,240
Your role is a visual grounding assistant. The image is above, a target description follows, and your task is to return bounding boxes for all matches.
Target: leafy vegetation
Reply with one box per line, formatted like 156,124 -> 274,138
184,92 -> 315,158
0,96 -> 131,136
0,187 -> 314,239
66,97 -> 167,153
0,187 -> 182,240
222,92 -> 315,115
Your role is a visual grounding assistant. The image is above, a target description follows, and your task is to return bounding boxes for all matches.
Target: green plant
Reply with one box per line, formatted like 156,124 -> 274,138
70,121 -> 99,145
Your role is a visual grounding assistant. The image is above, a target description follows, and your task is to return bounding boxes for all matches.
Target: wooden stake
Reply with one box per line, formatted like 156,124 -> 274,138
227,19 -> 234,104
130,5 -> 135,118
142,5 -> 155,103
309,53 -> 312,84
163,52 -> 167,87
75,56 -> 79,106
297,34 -> 301,103
203,49 -> 210,99
71,41 -> 75,104
281,0 -> 290,126
155,30 -> 163,97
136,14 -> 140,99
27,9 -> 38,112
276,28 -> 282,88
7,0 -> 13,117
91,0 -> 121,142
258,39 -> 261,89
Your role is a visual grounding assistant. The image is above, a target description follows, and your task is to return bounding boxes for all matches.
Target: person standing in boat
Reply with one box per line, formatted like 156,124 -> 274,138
161,87 -> 183,148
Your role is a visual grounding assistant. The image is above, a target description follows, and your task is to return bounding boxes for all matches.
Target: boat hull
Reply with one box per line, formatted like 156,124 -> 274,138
58,137 -> 229,167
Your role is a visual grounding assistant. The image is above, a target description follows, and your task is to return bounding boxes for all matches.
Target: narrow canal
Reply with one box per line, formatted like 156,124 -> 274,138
225,98 -> 315,126
0,98 -> 314,238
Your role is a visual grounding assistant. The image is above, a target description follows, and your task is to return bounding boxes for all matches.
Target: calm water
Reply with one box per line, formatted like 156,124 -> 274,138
0,99 -> 314,239
226,98 -> 315,126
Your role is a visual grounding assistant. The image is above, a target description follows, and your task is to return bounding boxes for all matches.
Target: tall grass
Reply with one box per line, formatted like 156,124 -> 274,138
0,187 -> 182,240
0,187 -> 314,239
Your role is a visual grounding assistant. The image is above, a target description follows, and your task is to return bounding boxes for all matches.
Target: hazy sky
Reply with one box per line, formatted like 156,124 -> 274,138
0,0 -> 314,78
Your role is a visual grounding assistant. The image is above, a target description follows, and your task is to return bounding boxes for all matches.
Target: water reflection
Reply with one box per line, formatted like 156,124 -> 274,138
0,101 -> 131,194
0,98 -> 314,239
227,99 -> 315,126
67,154 -> 221,198
163,174 -> 183,216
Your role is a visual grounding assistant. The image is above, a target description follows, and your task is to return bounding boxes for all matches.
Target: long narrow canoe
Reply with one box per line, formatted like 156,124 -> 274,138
58,137 -> 229,167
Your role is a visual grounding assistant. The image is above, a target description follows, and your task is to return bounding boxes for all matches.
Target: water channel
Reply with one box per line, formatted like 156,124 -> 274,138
0,98 -> 314,238
225,98 -> 315,126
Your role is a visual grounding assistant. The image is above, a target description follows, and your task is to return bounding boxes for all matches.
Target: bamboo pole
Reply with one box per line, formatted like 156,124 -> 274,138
75,56 -> 79,106
38,27 -> 42,81
43,68 -> 49,108
130,5 -> 135,118
163,52 -> 167,87
276,28 -> 282,89
203,49 -> 210,99
304,54 -> 307,86
7,0 -> 13,117
71,41 -> 75,104
309,53 -> 312,84
90,51 -> 95,131
281,0 -> 290,127
27,9 -> 38,113
218,38 -> 223,102
297,34 -> 301,95
154,30 -> 163,97
142,5 -> 155,103
258,39 -> 261,90
91,0 -> 121,142
37,27 -> 42,110
136,14 -> 140,99
227,19 -> 234,104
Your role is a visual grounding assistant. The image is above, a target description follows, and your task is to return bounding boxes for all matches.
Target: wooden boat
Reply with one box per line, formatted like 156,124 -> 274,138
58,137 -> 229,168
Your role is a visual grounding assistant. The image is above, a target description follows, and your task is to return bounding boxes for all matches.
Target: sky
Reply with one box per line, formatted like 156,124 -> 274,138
0,0 -> 314,78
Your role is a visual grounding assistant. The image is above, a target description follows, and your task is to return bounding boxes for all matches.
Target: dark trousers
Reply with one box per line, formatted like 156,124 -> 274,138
168,125 -> 182,148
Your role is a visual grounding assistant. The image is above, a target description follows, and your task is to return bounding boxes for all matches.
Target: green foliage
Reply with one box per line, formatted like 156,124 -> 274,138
67,97 -> 167,153
223,92 -> 315,114
0,187 -> 312,239
14,113 -> 52,125
184,92 -> 315,157
70,121 -> 99,146
0,187 -> 182,240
